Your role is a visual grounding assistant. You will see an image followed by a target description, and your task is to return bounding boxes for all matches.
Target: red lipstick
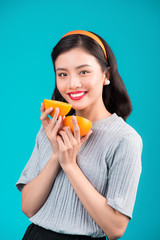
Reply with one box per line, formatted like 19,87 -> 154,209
68,91 -> 88,100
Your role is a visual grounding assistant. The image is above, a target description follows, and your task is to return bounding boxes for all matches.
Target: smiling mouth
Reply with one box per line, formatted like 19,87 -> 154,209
68,91 -> 88,100
68,92 -> 87,97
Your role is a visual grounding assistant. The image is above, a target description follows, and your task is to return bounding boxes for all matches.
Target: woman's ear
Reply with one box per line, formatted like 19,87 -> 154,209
105,67 -> 111,80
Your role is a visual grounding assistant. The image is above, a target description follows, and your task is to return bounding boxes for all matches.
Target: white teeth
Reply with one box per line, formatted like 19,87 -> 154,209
70,92 -> 86,97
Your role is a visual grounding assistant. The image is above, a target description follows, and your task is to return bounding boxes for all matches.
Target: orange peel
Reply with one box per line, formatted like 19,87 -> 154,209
63,116 -> 92,137
44,99 -> 72,117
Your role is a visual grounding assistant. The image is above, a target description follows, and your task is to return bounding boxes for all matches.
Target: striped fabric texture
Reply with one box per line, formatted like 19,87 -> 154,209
16,113 -> 143,238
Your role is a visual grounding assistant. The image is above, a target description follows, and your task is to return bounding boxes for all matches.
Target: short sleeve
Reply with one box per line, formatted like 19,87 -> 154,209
16,125 -> 43,192
106,133 -> 143,219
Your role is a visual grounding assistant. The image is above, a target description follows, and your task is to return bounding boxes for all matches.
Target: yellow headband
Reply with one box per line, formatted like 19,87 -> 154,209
61,30 -> 107,60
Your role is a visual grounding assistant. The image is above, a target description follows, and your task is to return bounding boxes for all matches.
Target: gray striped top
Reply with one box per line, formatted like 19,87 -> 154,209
16,113 -> 143,238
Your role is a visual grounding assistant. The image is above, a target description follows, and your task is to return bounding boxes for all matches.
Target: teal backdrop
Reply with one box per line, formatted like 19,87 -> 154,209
0,0 -> 159,239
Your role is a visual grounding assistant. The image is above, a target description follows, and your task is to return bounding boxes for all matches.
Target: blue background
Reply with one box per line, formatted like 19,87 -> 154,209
0,0 -> 159,239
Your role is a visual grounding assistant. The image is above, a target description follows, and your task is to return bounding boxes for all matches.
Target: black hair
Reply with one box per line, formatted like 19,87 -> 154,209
50,31 -> 132,121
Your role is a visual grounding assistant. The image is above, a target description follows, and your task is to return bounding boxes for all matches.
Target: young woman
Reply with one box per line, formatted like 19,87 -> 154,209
16,30 -> 143,240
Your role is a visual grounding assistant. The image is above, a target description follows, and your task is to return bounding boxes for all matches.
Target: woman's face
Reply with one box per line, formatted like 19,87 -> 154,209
55,47 -> 107,113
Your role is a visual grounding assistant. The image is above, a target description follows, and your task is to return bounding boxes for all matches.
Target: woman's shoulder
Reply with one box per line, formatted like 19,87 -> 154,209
104,114 -> 143,162
90,113 -> 142,152
113,113 -> 143,147
96,113 -> 142,145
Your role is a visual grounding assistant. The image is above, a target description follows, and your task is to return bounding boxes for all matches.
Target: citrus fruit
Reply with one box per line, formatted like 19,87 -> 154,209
63,116 -> 92,137
44,99 -> 72,118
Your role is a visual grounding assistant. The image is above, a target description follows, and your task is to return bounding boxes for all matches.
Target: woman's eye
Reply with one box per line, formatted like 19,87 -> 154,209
58,73 -> 67,77
80,70 -> 88,75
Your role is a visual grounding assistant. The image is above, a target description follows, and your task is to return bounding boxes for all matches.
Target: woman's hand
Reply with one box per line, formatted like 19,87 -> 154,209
57,116 -> 93,169
40,102 -> 64,155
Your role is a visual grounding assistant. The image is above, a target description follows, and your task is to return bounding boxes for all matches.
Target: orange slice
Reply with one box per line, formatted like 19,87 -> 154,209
44,99 -> 72,117
63,116 -> 92,137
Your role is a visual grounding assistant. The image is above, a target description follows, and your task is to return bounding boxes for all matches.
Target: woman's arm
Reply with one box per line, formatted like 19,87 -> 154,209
56,117 -> 129,240
21,105 -> 65,218
62,162 -> 129,240
21,153 -> 59,218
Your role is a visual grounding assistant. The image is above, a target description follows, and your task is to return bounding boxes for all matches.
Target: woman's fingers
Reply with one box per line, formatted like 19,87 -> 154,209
40,102 -> 45,112
58,129 -> 73,148
40,104 -> 63,133
49,108 -> 59,129
59,126 -> 78,147
54,115 -> 64,132
40,103 -> 53,125
71,116 -> 80,140
40,107 -> 53,121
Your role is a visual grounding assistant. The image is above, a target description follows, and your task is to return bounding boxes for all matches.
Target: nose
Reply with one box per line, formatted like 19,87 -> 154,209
69,74 -> 82,89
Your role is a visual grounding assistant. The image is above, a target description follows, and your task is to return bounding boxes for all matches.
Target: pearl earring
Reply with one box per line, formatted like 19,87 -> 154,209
104,79 -> 110,85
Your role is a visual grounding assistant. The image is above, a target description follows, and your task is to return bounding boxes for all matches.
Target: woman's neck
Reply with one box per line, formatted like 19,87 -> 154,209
75,102 -> 112,123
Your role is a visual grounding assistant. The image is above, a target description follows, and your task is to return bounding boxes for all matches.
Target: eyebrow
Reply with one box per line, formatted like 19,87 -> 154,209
56,64 -> 93,72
